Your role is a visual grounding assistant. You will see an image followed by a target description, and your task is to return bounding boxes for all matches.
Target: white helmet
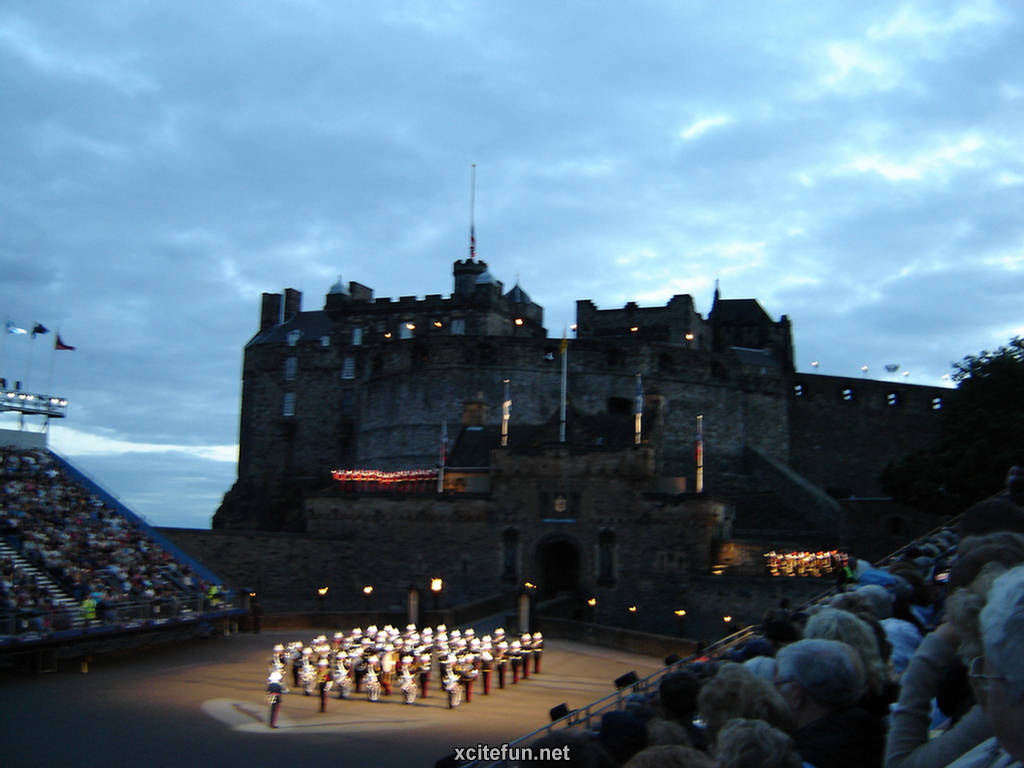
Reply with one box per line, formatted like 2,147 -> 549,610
269,671 -> 283,683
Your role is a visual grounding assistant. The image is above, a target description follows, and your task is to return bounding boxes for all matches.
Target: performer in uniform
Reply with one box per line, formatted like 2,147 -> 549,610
315,657 -> 331,712
495,638 -> 509,689
532,632 -> 544,673
520,633 -> 532,680
478,636 -> 494,695
266,671 -> 285,728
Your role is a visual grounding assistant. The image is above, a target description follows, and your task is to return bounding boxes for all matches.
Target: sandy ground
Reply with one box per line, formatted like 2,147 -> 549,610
1,628 -> 664,768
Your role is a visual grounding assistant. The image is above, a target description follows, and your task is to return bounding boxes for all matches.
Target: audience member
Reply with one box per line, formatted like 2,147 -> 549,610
774,638 -> 884,768
714,717 -> 803,768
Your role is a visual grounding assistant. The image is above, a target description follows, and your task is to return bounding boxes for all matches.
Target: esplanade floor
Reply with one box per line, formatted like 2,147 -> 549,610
2,628 -> 664,768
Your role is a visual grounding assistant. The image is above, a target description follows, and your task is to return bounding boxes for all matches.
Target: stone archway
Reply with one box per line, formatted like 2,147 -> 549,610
537,538 -> 580,597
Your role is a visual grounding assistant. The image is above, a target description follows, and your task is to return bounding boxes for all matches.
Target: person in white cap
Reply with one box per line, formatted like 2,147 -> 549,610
266,671 -> 285,728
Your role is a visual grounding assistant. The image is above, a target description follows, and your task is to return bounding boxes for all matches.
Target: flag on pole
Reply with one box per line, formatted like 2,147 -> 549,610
31,323 -> 49,337
634,373 -> 643,445
6,321 -> 27,335
55,334 -> 76,351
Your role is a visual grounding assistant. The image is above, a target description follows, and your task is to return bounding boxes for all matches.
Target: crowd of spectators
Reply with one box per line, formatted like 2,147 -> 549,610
1,446 -> 222,634
520,465 -> 1024,768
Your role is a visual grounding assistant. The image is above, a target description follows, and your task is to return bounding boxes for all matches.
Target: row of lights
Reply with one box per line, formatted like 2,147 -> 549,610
3,392 -> 68,406
315,579 -> 444,600
381,317 -> 526,338
586,598 -> 732,623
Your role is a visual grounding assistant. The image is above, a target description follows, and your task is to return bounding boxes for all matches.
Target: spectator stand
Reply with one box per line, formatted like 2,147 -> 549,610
0,448 -> 244,670
462,515 -> 963,768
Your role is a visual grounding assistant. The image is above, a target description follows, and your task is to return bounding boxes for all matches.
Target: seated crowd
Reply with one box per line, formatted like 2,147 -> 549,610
0,446 -> 221,634
523,466 -> 1024,768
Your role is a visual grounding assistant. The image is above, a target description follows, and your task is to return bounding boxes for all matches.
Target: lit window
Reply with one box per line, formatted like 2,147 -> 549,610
842,388 -> 853,401
451,318 -> 465,335
342,355 -> 356,380
932,397 -> 943,410
887,392 -> 899,406
283,392 -> 296,417
286,329 -> 302,347
284,357 -> 297,381
320,335 -> 330,347
400,322 -> 414,339
351,327 -> 362,346
794,384 -> 803,397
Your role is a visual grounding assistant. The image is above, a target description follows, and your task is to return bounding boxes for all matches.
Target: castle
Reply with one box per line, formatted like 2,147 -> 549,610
199,256 -> 949,635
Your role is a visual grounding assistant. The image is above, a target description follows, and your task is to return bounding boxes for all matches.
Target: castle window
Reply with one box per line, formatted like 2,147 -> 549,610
340,389 -> 354,416
400,322 -> 414,340
607,348 -> 625,368
284,357 -> 297,381
351,327 -> 363,346
794,384 -> 804,397
451,318 -> 465,335
320,335 -> 330,347
887,392 -> 899,406
286,329 -> 302,347
501,528 -> 519,581
282,392 -> 296,417
598,529 -> 616,584
341,355 -> 356,379
932,396 -> 943,410
841,388 -> 853,402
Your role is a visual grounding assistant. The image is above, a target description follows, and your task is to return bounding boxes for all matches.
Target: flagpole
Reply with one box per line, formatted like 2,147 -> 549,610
559,329 -> 568,443
501,378 -> 511,447
26,335 -> 36,391
634,373 -> 643,445
47,336 -> 57,394
437,419 -> 448,493
469,163 -> 477,260
696,414 -> 704,494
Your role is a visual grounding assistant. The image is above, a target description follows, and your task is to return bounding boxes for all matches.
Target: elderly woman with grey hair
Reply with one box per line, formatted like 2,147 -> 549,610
943,565 -> 1024,767
774,638 -> 885,768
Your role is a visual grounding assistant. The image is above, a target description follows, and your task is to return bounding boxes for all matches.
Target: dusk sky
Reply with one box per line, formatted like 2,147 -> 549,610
2,1 -> 1022,529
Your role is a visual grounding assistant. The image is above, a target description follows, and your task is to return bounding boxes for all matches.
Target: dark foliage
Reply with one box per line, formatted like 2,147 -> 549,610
881,337 -> 1024,514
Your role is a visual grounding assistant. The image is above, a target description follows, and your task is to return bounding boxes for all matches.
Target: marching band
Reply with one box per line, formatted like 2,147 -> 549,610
264,623 -> 544,726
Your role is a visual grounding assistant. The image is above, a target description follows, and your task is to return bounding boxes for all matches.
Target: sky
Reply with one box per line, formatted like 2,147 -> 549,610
1,1 -> 1022,529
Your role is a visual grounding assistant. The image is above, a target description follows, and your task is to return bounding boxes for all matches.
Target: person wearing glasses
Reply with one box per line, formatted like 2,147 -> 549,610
943,565 -> 1024,767
773,638 -> 884,768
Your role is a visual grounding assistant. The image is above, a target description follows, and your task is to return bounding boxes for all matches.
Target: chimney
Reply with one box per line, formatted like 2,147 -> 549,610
260,293 -> 282,333
283,288 -> 302,321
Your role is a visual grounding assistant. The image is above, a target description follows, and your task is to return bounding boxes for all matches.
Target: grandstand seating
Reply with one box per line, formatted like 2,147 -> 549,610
0,446 -> 234,642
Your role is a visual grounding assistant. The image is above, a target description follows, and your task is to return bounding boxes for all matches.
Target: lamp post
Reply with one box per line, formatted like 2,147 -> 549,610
362,585 -> 373,618
430,577 -> 443,611
674,609 -> 686,637
586,597 -> 597,623
519,582 -> 537,634
317,586 -> 328,612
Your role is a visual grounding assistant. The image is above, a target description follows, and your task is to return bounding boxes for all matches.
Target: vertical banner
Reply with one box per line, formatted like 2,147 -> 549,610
696,414 -> 704,494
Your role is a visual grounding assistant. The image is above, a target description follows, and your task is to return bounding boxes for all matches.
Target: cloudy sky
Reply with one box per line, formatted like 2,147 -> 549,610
1,1 -> 1022,529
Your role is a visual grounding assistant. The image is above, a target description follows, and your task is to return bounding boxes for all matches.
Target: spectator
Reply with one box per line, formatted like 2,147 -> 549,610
715,717 -> 803,768
624,744 -> 716,768
774,638 -> 884,768
943,564 -> 1024,766
697,662 -> 795,748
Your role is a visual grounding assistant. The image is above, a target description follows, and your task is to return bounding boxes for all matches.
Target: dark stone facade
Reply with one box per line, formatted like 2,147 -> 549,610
204,258 -> 950,633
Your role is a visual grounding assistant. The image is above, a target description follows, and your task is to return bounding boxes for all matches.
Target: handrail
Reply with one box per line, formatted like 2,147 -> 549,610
0,593 -> 241,644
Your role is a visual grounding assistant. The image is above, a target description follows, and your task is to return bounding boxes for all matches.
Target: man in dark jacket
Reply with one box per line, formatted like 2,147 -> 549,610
775,638 -> 884,768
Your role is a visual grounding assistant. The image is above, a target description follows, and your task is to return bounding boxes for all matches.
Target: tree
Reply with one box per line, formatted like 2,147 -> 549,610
882,337 -> 1024,515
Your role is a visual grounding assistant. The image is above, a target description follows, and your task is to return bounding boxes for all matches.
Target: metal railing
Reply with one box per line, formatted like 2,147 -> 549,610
0,592 -> 240,644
